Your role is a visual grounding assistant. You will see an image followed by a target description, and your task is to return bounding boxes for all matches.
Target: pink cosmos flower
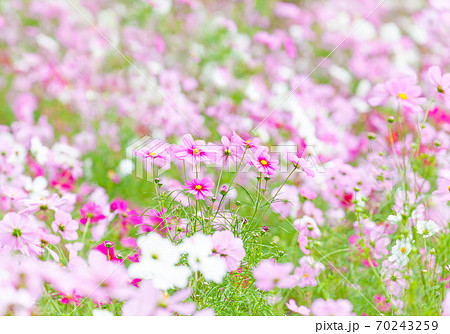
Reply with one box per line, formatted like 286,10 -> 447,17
211,230 -> 246,271
173,134 -> 214,165
79,202 -> 106,225
287,153 -> 315,177
286,299 -> 310,315
52,210 -> 79,240
248,149 -> 279,175
183,178 -> 214,200
311,298 -> 356,316
122,280 -> 196,316
77,250 -> 132,303
19,193 -> 67,214
433,176 -> 450,204
0,212 -> 41,256
252,259 -> 296,291
134,139 -> 169,163
110,199 -> 143,226
293,256 -> 325,288
442,290 -> 450,316
369,77 -> 426,113
231,131 -> 261,151
293,216 -> 321,255
428,66 -> 450,106
209,136 -> 243,166
95,241 -> 123,263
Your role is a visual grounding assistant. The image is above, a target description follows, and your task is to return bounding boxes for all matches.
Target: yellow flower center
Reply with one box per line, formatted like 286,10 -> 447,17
447,185 -> 450,192
192,148 -> 200,155
398,93 -> 408,100
438,86 -> 444,93
260,159 -> 268,166
245,139 -> 251,144
304,273 -> 308,278
147,152 -> 156,156
195,185 -> 203,190
400,246 -> 406,253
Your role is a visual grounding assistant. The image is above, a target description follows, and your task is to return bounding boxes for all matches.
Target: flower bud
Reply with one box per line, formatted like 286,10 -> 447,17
220,185 -> 228,195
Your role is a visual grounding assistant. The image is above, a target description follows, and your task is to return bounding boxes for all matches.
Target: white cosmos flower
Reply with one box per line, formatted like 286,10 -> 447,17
30,137 -> 50,165
417,220 -> 439,238
388,238 -> 412,267
128,234 -> 191,290
138,234 -> 180,264
180,233 -> 227,284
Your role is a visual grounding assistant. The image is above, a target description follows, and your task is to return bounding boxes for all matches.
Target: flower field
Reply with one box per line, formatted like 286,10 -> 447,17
0,0 -> 449,317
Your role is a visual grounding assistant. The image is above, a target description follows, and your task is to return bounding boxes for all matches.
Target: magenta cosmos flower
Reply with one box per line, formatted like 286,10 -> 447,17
0,212 -> 41,256
173,134 -> 214,165
252,259 -> 296,291
52,210 -> 79,241
183,178 -> 214,200
311,298 -> 355,316
211,230 -> 246,271
248,149 -> 279,175
79,202 -> 106,225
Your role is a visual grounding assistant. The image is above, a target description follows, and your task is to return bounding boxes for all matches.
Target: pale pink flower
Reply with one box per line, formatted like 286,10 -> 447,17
211,230 -> 246,271
369,77 -> 426,113
0,212 -> 41,256
442,290 -> 450,316
293,216 -> 321,255
253,259 -> 296,291
231,131 -> 261,151
311,298 -> 355,316
428,66 -> 450,106
286,299 -> 310,315
287,153 -> 315,177
52,210 -> 79,240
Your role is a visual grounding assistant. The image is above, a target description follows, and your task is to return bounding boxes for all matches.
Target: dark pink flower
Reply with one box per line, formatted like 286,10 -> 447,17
173,134 -> 214,165
248,149 -> 279,175
79,202 -> 106,225
183,178 -> 214,200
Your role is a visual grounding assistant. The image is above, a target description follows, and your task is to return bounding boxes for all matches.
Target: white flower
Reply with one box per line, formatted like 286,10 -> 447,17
30,137 -> 49,165
417,220 -> 439,238
128,234 -> 191,290
386,214 -> 402,225
24,176 -> 49,200
180,233 -> 227,284
388,238 -> 412,267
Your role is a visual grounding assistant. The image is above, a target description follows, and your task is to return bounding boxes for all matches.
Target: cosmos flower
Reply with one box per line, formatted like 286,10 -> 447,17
252,259 -> 296,291
173,134 -> 215,165
79,202 -> 106,225
286,299 -> 310,315
416,220 -> 439,238
0,213 -> 41,256
183,178 -> 214,200
52,210 -> 79,241
311,299 -> 355,316
211,230 -> 246,271
248,149 -> 279,175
